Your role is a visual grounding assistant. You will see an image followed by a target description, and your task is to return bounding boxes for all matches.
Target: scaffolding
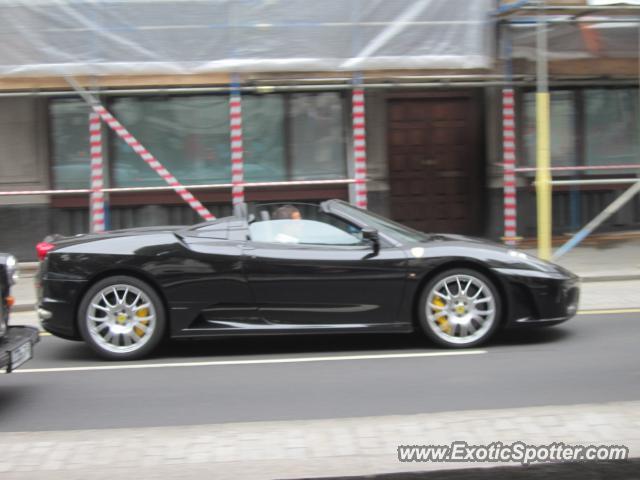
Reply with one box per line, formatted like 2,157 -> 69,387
0,0 -> 494,230
496,0 -> 640,259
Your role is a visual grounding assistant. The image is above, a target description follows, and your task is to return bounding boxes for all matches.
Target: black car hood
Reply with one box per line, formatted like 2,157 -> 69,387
427,232 -> 499,245
411,233 -> 576,278
424,233 -> 513,252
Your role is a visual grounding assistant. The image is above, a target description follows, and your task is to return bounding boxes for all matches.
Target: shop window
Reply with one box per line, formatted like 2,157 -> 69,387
289,92 -> 346,179
110,95 -> 231,187
242,95 -> 286,182
50,92 -> 347,190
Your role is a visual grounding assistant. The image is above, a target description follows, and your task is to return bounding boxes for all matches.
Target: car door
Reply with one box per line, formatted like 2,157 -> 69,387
242,218 -> 408,329
169,219 -> 257,333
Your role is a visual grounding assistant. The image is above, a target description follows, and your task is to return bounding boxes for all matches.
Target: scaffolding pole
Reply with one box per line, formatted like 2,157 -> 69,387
229,75 -> 245,206
89,112 -> 105,233
535,0 -> 552,260
501,25 -> 520,246
351,74 -> 368,209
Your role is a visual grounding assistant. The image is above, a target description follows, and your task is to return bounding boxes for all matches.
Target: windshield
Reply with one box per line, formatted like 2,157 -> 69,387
332,202 -> 430,244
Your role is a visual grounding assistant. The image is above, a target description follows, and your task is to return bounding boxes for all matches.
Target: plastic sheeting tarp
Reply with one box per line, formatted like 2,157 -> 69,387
0,0 -> 494,76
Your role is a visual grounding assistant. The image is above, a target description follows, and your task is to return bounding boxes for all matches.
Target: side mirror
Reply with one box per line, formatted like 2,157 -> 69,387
361,227 -> 380,255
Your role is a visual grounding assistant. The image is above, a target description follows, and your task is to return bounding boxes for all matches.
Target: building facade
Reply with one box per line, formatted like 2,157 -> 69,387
1,0 -> 640,260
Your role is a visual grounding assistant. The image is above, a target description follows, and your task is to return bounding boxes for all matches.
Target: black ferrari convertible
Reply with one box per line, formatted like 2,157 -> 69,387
36,200 -> 579,359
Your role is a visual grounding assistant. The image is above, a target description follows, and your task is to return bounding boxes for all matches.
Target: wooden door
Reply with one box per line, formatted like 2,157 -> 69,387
387,92 -> 483,235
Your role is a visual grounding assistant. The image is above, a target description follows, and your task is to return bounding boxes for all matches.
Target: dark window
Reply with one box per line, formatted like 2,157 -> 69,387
584,89 -> 638,175
50,99 -> 91,189
242,95 -> 286,182
49,92 -> 347,190
521,87 -> 640,178
289,92 -> 347,179
522,90 -> 576,176
110,96 -> 231,187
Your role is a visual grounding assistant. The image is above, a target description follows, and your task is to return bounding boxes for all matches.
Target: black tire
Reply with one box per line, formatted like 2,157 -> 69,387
78,275 -> 166,360
417,268 -> 502,348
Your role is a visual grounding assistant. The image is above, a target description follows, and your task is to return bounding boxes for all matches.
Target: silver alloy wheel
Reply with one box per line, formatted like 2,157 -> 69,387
426,274 -> 496,345
86,284 -> 156,354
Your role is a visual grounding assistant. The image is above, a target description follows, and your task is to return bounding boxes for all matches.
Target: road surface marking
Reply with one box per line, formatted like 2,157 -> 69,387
16,350 -> 487,374
578,308 -> 640,315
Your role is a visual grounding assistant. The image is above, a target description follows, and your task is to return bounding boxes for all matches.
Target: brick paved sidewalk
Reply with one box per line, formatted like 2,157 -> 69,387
1,401 -> 639,479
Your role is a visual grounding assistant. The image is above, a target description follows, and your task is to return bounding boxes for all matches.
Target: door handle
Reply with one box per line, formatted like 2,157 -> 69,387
241,244 -> 257,259
421,158 -> 436,167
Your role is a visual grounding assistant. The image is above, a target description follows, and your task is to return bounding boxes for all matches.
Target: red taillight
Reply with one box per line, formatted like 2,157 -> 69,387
36,242 -> 54,261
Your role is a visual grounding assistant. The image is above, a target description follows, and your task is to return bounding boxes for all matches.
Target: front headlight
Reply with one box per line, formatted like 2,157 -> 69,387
5,255 -> 18,285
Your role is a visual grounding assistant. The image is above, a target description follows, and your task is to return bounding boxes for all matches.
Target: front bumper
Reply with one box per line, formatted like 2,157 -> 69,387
0,326 -> 39,373
493,268 -> 580,327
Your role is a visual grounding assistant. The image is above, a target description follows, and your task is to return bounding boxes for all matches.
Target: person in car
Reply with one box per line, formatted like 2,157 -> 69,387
271,205 -> 303,243
273,205 -> 302,220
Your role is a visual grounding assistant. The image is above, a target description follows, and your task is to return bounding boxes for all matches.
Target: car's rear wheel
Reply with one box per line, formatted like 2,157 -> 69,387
418,268 -> 501,348
78,276 -> 165,360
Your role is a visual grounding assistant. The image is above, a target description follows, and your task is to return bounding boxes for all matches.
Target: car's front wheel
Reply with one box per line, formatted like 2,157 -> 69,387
78,275 -> 165,360
418,269 -> 501,348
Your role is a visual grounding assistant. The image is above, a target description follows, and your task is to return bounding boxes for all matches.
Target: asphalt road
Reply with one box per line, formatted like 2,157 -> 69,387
1,312 -> 639,433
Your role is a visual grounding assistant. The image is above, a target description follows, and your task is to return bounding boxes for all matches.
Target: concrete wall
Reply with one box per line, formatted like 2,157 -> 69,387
0,97 -> 49,201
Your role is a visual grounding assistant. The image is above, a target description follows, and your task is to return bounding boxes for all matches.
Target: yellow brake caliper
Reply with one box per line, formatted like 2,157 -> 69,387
134,307 -> 150,337
432,296 -> 452,334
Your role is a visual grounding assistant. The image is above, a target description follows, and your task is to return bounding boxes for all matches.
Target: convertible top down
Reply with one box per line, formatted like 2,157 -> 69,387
37,200 -> 579,359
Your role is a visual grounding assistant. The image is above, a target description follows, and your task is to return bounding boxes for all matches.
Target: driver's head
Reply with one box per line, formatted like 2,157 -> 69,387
274,205 -> 302,220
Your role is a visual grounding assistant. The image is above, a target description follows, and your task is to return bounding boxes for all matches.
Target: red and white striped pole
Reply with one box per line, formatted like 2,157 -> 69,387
352,86 -> 368,209
230,81 -> 244,205
92,105 -> 215,221
502,88 -> 518,245
89,112 -> 105,233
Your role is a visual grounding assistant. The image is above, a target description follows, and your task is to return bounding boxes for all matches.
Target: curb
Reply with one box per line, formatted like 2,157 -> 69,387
13,304 -> 36,313
580,274 -> 640,283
